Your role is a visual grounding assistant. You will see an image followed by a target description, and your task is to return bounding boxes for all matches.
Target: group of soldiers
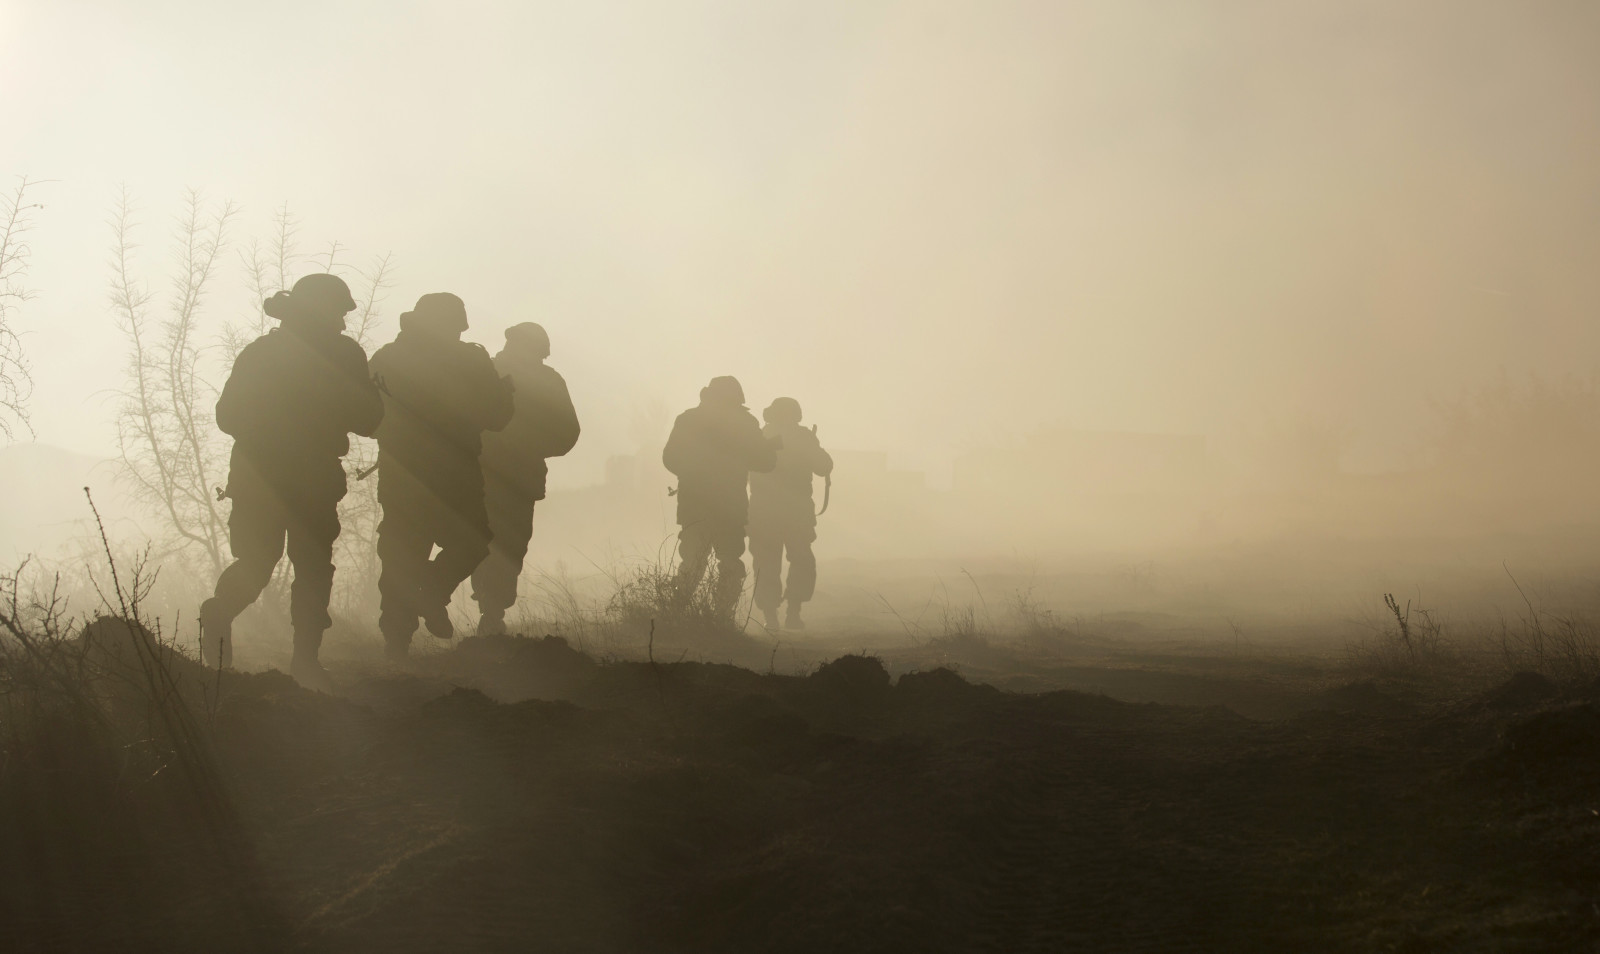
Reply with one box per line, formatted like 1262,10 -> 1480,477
198,273 -> 832,689
663,376 -> 834,630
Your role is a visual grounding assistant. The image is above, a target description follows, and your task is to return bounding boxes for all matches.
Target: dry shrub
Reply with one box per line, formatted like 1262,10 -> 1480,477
0,527 -> 281,947
498,551 -> 751,659
1495,610 -> 1600,685
1347,592 -> 1453,675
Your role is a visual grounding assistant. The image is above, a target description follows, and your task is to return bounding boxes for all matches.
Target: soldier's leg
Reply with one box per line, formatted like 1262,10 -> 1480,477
376,510 -> 430,657
782,525 -> 819,629
783,525 -> 819,605
675,523 -> 713,606
284,493 -> 341,680
202,492 -> 289,669
711,523 -> 748,620
424,497 -> 492,640
471,481 -> 534,634
748,529 -> 784,626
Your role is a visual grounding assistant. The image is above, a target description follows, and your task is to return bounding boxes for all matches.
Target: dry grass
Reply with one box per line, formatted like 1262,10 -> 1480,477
0,501 -> 280,947
495,549 -> 753,660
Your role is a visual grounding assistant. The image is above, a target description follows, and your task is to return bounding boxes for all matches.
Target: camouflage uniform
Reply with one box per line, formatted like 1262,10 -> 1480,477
370,294 -> 513,656
662,377 -> 778,617
471,323 -> 580,634
749,399 -> 833,628
201,274 -> 384,682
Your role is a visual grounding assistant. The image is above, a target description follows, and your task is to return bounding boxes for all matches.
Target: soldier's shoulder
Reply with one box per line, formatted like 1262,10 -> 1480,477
331,333 -> 370,355
232,330 -> 290,368
456,340 -> 496,367
324,334 -> 371,364
237,329 -> 280,354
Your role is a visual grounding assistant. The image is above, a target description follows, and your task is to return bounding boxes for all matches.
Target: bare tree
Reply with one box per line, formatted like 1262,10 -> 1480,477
226,201 -> 300,361
0,176 -> 42,439
110,187 -> 238,581
113,191 -> 396,617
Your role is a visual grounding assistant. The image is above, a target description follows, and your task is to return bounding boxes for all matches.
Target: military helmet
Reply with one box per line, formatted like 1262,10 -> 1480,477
763,397 -> 802,425
505,321 -> 550,358
400,292 -> 469,336
263,272 -> 357,323
701,375 -> 745,407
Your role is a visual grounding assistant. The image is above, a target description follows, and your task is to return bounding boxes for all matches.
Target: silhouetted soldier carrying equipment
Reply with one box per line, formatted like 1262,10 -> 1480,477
370,293 -> 513,659
663,376 -> 780,620
470,322 -> 580,636
199,273 -> 385,688
749,397 -> 834,630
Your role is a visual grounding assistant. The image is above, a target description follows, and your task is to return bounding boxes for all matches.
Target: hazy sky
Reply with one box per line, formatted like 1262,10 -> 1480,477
4,0 -> 1599,485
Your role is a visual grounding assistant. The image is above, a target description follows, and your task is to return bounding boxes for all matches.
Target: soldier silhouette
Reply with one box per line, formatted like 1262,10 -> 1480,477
662,376 -> 779,619
199,273 -> 385,688
370,293 -> 513,659
470,322 -> 580,636
748,397 -> 833,630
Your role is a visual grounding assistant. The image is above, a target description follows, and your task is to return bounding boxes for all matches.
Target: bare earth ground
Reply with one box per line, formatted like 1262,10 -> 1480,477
8,620 -> 1600,953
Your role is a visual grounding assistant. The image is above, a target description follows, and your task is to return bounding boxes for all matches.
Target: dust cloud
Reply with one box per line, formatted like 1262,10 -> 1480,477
7,0 -> 1598,627
6,3 -> 1600,950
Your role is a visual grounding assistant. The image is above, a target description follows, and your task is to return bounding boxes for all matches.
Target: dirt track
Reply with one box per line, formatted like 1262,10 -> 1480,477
9,632 -> 1600,952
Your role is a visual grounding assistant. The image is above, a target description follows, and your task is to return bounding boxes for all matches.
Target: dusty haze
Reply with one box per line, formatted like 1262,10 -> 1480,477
4,0 -> 1600,593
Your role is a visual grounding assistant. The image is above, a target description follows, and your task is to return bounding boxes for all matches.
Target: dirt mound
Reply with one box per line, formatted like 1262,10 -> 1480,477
893,667 -> 1003,723
79,613 -> 206,682
1480,671 -> 1560,710
1497,704 -> 1600,771
1474,703 -> 1600,787
794,654 -> 890,730
440,633 -> 596,702
1316,680 -> 1410,715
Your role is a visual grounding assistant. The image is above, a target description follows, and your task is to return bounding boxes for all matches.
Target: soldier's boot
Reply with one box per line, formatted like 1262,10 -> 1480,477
784,602 -> 805,630
761,606 -> 780,630
712,566 -> 745,623
379,606 -> 415,662
423,600 -> 454,640
199,598 -> 233,670
289,627 -> 332,692
476,610 -> 507,637
713,590 -> 741,624
421,574 -> 455,640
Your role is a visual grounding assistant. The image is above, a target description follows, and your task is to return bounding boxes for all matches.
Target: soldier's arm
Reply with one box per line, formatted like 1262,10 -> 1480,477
661,416 -> 688,477
812,439 -> 834,478
337,338 -> 385,438
214,342 -> 264,438
543,371 -> 580,458
471,347 -> 515,433
747,418 -> 779,474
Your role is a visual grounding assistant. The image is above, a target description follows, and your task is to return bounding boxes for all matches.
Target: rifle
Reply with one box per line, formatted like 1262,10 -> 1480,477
812,424 -> 831,517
